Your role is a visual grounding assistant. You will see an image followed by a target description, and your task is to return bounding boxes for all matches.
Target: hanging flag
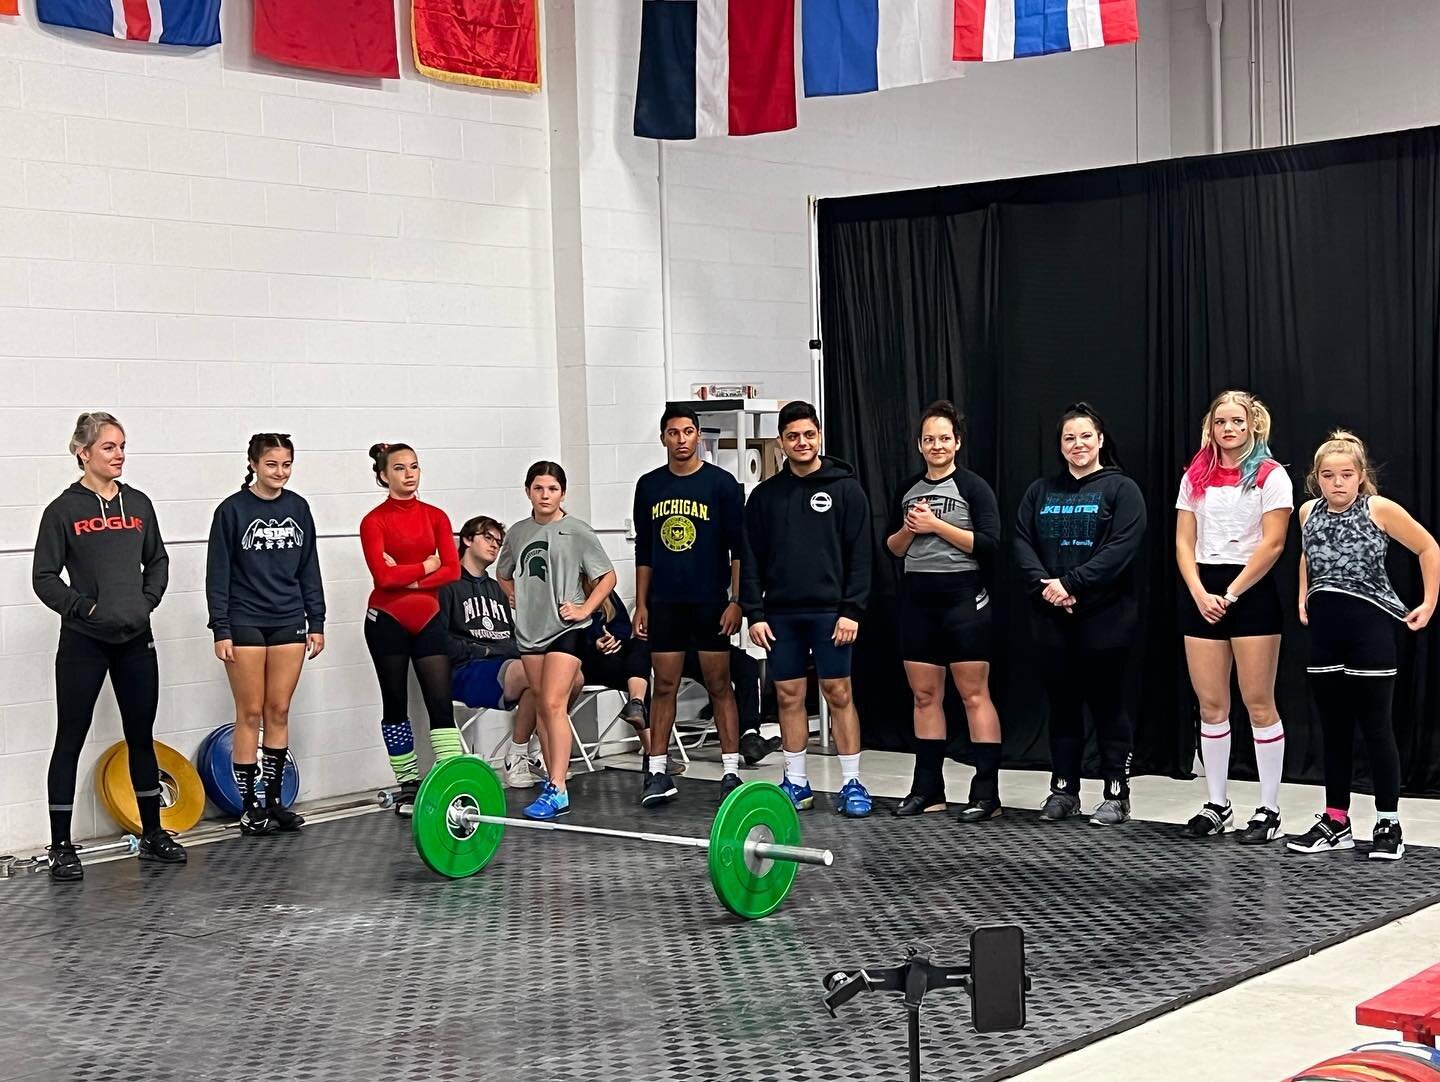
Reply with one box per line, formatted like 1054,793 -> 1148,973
635,0 -> 796,140
254,0 -> 398,78
412,0 -> 540,92
36,0 -> 221,45
954,0 -> 1138,62
0,1 -> 17,17
803,0 -> 963,97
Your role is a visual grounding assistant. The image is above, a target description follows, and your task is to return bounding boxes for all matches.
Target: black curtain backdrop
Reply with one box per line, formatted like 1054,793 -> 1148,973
819,126 -> 1440,794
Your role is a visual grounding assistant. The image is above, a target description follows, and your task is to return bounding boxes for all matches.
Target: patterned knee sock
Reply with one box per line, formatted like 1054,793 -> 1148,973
232,761 -> 260,815
382,720 -> 419,784
260,746 -> 288,810
429,726 -> 463,761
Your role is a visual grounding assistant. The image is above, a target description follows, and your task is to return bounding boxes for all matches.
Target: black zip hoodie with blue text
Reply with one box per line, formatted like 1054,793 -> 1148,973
740,456 -> 872,623
32,481 -> 168,643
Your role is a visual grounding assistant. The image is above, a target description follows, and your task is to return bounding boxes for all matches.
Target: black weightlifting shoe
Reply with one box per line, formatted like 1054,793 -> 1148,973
893,791 -> 947,817
1369,819 -> 1405,861
620,698 -> 648,732
740,731 -> 771,766
138,830 -> 187,865
393,781 -> 420,818
46,842 -> 83,883
720,773 -> 743,798
268,806 -> 306,832
640,771 -> 678,808
238,808 -> 272,836
1286,812 -> 1354,854
1185,801 -> 1233,838
1235,807 -> 1282,846
956,798 -> 1002,823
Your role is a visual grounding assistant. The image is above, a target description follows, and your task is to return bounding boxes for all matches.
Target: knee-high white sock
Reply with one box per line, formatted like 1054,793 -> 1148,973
1252,720 -> 1285,812
1200,720 -> 1232,806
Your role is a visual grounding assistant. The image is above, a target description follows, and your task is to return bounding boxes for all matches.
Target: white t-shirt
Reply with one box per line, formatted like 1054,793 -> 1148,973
1175,462 -> 1293,565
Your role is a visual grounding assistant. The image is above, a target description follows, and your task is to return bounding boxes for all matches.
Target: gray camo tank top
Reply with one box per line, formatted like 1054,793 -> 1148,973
1301,494 -> 1407,620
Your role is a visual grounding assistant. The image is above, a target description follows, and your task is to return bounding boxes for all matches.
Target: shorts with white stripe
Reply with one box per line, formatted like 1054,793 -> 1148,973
1306,590 -> 1399,677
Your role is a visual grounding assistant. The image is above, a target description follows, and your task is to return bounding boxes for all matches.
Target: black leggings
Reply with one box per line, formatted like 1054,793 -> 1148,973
364,611 -> 455,730
49,629 -> 161,842
1043,643 -> 1134,797
1310,671 -> 1401,813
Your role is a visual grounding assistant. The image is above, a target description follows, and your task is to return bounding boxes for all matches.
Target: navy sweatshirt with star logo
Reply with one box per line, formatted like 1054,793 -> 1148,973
205,487 -> 325,641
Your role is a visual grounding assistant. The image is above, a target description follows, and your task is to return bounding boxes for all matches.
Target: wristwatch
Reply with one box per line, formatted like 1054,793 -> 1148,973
1223,591 -> 1240,604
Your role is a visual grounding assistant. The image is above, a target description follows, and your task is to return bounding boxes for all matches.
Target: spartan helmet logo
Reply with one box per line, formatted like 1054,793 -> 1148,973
660,514 -> 696,553
520,540 -> 549,582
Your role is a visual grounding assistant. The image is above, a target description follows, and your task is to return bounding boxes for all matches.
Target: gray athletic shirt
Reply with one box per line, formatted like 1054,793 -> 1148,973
894,469 -> 1000,574
496,514 -> 614,651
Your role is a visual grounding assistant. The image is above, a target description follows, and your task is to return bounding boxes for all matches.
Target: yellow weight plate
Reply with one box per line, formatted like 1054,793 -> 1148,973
100,741 -> 206,834
93,742 -> 127,830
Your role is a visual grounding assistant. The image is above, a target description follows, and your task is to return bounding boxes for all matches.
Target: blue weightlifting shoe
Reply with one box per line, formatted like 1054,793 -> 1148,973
779,775 -> 814,811
523,782 -> 570,821
834,779 -> 873,819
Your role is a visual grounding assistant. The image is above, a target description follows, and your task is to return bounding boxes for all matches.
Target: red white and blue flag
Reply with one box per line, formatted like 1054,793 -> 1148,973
634,0 -> 796,140
37,0 -> 221,46
803,0 -> 963,97
954,0 -> 1137,62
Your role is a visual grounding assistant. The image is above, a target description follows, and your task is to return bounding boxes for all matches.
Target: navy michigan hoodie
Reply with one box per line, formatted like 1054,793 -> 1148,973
33,481 -> 169,643
740,456 -> 872,623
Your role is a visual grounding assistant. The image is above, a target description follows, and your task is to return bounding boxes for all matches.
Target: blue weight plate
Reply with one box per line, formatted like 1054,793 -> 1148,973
201,724 -> 301,815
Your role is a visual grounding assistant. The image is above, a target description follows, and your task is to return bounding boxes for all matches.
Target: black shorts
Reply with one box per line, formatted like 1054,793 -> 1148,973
899,572 -> 991,666
522,627 -> 587,659
1306,590 -> 1399,677
364,608 -> 449,659
647,599 -> 731,654
768,610 -> 851,683
231,624 -> 307,647
1180,565 -> 1283,640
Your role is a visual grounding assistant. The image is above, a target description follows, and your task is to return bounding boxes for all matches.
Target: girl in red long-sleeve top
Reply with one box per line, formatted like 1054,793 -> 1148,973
360,442 -> 461,815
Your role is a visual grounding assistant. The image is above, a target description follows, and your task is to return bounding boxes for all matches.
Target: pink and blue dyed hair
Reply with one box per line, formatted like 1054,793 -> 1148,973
1183,390 -> 1276,501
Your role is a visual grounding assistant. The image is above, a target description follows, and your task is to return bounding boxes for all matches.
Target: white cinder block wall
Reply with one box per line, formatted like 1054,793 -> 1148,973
0,4 -> 559,849
4,0 -> 1437,851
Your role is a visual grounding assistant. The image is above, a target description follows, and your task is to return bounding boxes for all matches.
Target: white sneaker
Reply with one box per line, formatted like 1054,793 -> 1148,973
504,755 -> 539,789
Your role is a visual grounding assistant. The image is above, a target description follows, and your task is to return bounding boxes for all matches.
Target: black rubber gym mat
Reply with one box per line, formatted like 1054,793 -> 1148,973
2,772 -> 1438,1081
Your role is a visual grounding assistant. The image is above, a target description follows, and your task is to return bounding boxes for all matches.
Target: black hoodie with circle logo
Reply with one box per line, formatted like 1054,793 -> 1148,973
32,481 -> 169,643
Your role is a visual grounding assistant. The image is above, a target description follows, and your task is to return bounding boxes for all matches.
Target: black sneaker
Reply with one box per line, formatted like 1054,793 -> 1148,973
956,798 -> 1002,823
1236,807 -> 1282,845
720,773 -> 743,798
894,791 -> 947,817
1038,791 -> 1081,821
1286,813 -> 1355,854
640,772 -> 677,808
269,806 -> 306,832
620,698 -> 648,732
1185,801 -> 1233,837
238,808 -> 273,836
393,781 -> 420,818
46,842 -> 83,883
138,830 -> 187,865
1369,819 -> 1404,861
740,731 -> 771,766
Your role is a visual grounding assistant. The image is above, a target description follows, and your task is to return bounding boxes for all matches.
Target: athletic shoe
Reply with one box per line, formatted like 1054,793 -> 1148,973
640,771 -> 678,807
1089,798 -> 1130,826
46,842 -> 83,883
834,779 -> 873,818
1369,820 -> 1405,861
269,806 -> 306,832
1038,791 -> 1081,822
956,798 -> 1002,823
719,773 -> 744,798
740,731 -> 770,766
780,776 -> 814,811
1235,807 -> 1282,845
1286,812 -> 1355,854
620,698 -> 648,732
1185,801 -> 1233,837
894,791 -> 947,817
138,830 -> 187,865
392,781 -> 420,818
503,755 -> 540,789
523,783 -> 570,821
238,809 -> 273,836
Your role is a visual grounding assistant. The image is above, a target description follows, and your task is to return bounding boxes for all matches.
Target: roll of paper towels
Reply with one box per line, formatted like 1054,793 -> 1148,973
743,448 -> 763,483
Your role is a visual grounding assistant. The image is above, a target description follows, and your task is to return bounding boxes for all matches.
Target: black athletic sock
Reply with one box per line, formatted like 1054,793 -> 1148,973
49,807 -> 73,849
911,738 -> 947,797
260,746 -> 288,811
233,761 -> 260,816
969,742 -> 1002,803
137,793 -> 162,834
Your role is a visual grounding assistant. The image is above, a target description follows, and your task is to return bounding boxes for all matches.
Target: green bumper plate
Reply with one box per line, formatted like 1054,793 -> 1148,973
412,756 -> 506,879
707,780 -> 801,920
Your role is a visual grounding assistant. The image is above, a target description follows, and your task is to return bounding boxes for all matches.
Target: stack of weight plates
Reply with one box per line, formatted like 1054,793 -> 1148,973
95,741 -> 206,835
1288,1043 -> 1440,1081
197,724 -> 300,817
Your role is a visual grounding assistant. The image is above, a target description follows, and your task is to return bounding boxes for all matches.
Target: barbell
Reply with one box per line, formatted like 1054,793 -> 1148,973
0,835 -> 140,878
402,756 -> 834,919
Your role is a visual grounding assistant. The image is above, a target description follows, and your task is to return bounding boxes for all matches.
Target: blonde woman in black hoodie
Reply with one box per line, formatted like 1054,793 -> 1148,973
1014,403 -> 1147,827
32,412 -> 186,881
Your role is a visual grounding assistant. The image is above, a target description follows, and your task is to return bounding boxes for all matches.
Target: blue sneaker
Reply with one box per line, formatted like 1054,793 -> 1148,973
779,775 -> 814,810
522,782 -> 570,821
834,779 -> 872,818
